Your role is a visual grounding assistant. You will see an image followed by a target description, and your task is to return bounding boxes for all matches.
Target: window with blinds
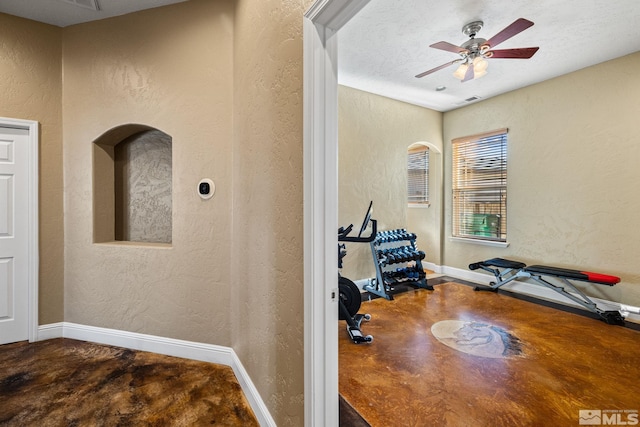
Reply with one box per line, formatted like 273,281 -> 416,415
452,129 -> 507,242
408,146 -> 429,205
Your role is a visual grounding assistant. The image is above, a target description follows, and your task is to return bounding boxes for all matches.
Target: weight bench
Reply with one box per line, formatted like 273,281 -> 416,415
468,258 -> 624,325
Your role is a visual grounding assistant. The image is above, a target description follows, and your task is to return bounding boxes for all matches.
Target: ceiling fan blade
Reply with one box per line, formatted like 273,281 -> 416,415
483,18 -> 534,49
429,41 -> 469,55
415,60 -> 460,78
487,47 -> 539,59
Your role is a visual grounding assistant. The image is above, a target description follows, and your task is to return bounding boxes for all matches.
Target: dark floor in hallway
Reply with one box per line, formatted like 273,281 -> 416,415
0,339 -> 258,426
339,280 -> 640,427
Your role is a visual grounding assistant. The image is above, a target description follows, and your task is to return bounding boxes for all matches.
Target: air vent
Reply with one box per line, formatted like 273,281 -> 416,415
60,0 -> 100,11
465,96 -> 482,103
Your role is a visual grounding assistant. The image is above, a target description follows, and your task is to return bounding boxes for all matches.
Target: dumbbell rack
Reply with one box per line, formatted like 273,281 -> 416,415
363,228 -> 433,300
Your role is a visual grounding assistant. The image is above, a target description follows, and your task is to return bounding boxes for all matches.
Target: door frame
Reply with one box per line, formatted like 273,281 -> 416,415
0,117 -> 39,343
303,1 -> 369,425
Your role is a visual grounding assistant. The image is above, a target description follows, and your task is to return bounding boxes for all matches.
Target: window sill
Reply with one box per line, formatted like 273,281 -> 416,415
408,203 -> 430,209
449,236 -> 510,248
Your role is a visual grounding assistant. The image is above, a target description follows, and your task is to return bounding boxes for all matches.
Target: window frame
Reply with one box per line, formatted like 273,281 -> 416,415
451,128 -> 508,243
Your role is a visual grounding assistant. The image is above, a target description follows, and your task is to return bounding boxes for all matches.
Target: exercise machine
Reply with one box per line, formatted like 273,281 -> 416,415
469,257 -> 624,325
338,202 -> 377,344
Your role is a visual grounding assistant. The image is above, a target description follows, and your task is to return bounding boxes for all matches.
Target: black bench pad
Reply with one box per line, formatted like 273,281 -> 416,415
469,257 -> 526,270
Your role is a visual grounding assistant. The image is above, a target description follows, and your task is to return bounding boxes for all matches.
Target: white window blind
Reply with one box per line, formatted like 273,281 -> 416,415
408,146 -> 429,204
452,129 -> 507,242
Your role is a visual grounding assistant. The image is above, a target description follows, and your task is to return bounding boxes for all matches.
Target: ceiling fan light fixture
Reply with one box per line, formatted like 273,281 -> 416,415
453,63 -> 469,80
473,56 -> 488,73
453,57 -> 488,81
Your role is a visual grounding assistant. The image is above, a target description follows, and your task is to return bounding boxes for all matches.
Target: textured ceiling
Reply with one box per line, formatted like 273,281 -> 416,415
338,0 -> 640,111
0,0 -> 188,27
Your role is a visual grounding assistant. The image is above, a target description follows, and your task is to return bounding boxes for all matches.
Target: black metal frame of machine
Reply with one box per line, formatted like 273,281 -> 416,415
338,201 -> 377,344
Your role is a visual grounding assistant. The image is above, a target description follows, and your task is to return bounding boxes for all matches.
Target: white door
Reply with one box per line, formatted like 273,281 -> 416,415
0,126 -> 30,344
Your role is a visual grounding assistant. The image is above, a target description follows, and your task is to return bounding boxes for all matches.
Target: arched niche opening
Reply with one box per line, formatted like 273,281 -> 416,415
93,124 -> 172,245
406,141 -> 443,266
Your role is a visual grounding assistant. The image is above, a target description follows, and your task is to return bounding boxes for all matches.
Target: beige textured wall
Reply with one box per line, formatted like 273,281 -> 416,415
0,14 -> 64,324
231,0 -> 311,424
63,0 -> 309,423
443,52 -> 640,306
62,0 -> 234,344
338,86 -> 443,281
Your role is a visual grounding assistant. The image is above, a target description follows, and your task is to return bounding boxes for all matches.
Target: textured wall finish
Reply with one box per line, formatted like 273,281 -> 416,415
0,14 -> 64,324
5,1 -> 308,423
63,0 -> 308,423
231,0 -> 312,424
62,0 -> 234,348
115,130 -> 172,244
338,85 -> 443,281
443,52 -> 640,307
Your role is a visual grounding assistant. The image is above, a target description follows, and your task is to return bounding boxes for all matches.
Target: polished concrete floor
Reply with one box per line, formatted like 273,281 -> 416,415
339,280 -> 640,427
0,339 -> 258,426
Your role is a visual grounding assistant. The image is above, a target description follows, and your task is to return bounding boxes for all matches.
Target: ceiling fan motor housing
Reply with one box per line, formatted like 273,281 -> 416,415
461,38 -> 487,54
461,21 -> 489,59
462,20 -> 484,38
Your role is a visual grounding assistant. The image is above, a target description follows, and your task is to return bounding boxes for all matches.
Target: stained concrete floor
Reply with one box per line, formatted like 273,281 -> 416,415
0,338 -> 258,426
339,281 -> 640,427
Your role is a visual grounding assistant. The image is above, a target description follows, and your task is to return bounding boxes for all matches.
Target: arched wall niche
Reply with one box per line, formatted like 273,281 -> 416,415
93,123 -> 172,245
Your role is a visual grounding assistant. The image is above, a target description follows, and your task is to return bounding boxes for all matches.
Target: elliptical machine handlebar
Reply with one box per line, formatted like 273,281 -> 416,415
339,219 -> 377,243
338,201 -> 377,243
338,224 -> 354,240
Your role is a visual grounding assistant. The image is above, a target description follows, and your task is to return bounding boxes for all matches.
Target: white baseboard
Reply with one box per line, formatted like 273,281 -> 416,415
36,322 -> 275,427
354,278 -> 370,290
37,322 -> 65,341
440,264 -> 491,285
422,261 -> 443,274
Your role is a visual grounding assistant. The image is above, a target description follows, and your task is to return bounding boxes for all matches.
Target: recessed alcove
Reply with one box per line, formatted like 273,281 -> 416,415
93,124 -> 172,245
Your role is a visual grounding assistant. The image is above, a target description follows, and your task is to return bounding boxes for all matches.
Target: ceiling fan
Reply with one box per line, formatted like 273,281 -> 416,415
415,18 -> 539,82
